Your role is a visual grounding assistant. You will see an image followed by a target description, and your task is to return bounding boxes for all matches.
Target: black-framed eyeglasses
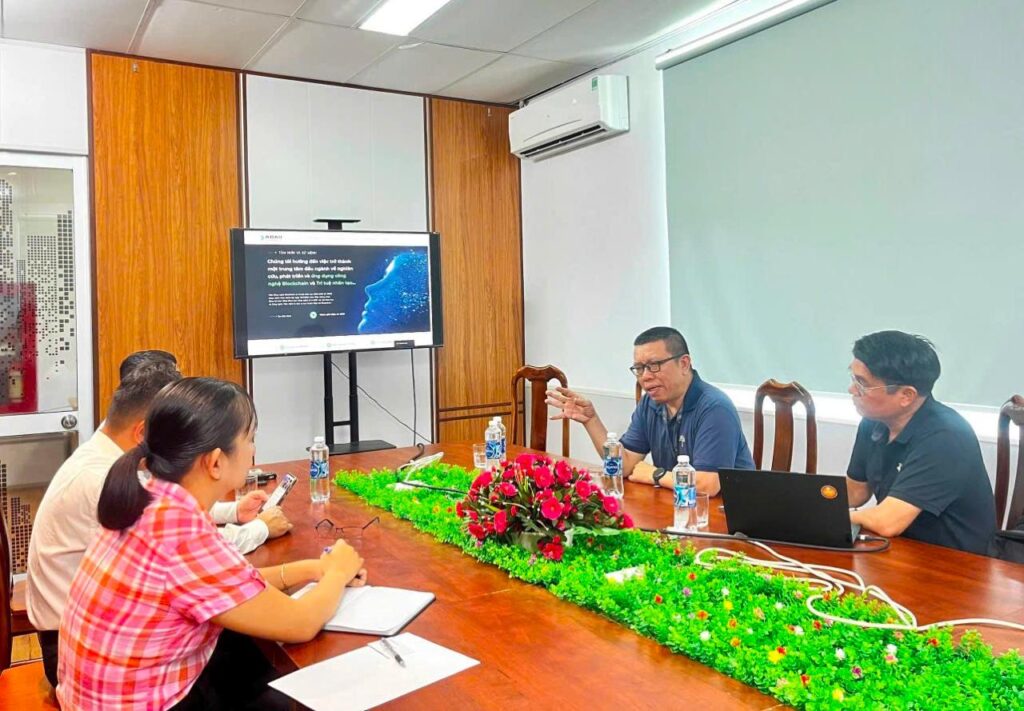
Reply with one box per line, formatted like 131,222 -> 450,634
629,354 -> 685,377
315,516 -> 380,539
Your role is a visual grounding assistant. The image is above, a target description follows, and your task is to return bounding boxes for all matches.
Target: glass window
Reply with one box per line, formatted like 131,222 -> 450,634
0,166 -> 76,416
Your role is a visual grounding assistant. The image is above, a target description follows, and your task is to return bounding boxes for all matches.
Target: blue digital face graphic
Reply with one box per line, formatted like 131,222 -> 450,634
358,250 -> 430,334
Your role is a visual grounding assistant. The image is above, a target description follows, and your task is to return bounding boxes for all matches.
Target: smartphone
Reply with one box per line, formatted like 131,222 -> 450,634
260,473 -> 297,512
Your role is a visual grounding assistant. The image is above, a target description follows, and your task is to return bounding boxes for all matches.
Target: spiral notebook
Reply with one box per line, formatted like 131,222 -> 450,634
292,583 -> 435,636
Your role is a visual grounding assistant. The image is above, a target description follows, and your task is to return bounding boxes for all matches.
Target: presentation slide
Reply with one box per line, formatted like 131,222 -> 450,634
236,231 -> 437,356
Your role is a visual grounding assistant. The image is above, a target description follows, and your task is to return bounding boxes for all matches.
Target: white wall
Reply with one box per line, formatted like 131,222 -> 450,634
245,75 -> 431,463
520,2 -> 1015,502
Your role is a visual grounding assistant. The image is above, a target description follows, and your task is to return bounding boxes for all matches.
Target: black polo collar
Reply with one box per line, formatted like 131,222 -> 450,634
869,395 -> 937,445
656,369 -> 706,422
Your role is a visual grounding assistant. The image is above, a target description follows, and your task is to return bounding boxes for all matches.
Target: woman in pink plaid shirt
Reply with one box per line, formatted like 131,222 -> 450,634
58,377 -> 368,710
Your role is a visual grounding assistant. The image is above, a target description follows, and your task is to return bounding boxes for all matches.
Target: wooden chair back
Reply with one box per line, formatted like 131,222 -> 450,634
753,379 -> 817,473
1,501 -> 13,674
511,365 -> 570,457
995,395 -> 1024,529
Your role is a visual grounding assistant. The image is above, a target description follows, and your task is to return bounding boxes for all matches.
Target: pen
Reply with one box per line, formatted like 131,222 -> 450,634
380,637 -> 406,667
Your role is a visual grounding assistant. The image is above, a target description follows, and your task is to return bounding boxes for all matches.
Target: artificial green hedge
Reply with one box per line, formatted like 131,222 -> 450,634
335,464 -> 1023,710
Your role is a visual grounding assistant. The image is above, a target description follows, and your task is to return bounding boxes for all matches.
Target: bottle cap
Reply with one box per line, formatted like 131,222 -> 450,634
313,436 -> 325,444
678,455 -> 689,464
607,432 -> 617,439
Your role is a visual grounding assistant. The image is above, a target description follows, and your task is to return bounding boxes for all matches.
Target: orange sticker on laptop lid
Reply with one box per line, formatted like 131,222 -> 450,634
820,485 -> 838,500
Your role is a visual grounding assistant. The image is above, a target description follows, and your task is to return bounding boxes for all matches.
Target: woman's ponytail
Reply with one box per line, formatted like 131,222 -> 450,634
97,445 -> 152,531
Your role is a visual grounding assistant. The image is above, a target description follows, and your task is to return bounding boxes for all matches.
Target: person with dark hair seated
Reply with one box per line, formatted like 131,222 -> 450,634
119,349 -> 293,553
27,359 -> 183,689
545,326 -> 753,495
57,377 -> 367,710
846,331 -> 996,555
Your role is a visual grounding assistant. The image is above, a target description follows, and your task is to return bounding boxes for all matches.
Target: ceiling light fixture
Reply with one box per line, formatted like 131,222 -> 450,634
655,0 -> 836,70
359,0 -> 453,37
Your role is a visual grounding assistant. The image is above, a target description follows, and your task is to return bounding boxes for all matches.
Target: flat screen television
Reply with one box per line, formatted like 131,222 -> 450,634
230,228 -> 443,358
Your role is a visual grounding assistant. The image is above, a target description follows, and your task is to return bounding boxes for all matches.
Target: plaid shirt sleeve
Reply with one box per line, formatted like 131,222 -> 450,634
165,522 -> 266,624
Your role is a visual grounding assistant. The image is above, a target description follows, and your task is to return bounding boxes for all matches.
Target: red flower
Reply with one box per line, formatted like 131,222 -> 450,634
927,637 -> 939,647
696,610 -> 708,620
471,471 -> 493,490
455,501 -> 465,518
502,469 -> 515,480
673,547 -> 682,556
800,674 -> 810,687
515,453 -> 536,469
654,594 -> 664,604
494,509 -> 509,534
541,497 -> 564,521
812,620 -> 822,631
554,460 -> 573,485
540,540 -> 564,561
776,646 -> 787,656
468,510 -> 479,522
620,513 -> 634,529
467,523 -> 487,540
575,479 -> 593,499
602,496 -> 620,515
498,481 -> 518,497
687,572 -> 697,581
533,466 -> 554,489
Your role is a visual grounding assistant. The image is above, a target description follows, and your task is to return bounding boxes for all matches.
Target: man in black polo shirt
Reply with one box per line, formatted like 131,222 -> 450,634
846,331 -> 995,555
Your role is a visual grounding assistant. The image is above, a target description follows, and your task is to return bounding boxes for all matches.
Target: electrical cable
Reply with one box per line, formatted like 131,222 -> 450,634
642,526 -> 891,554
410,350 -> 418,447
331,361 -> 430,442
686,539 -> 1024,635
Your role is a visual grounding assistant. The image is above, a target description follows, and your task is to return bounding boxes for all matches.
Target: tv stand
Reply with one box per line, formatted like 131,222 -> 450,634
323,351 -> 395,456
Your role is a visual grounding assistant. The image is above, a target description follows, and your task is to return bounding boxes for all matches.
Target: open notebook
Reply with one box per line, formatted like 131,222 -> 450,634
292,583 -> 435,636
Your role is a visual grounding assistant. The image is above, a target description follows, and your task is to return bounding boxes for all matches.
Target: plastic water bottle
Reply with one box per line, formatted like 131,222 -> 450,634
493,416 -> 507,461
309,436 -> 330,503
485,420 -> 502,469
673,455 -> 697,531
603,432 -> 624,499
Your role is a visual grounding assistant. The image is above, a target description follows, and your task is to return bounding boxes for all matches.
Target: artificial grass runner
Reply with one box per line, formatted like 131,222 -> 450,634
335,463 -> 1024,710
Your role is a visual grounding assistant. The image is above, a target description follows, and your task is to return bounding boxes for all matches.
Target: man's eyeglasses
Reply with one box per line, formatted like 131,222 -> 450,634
629,354 -> 684,377
315,516 -> 380,540
849,374 -> 907,397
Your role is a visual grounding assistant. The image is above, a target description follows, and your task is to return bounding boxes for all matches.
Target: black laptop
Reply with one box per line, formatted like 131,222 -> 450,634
719,469 -> 861,548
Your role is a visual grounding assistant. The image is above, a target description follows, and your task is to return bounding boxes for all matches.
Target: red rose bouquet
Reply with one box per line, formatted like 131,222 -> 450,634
455,453 -> 634,562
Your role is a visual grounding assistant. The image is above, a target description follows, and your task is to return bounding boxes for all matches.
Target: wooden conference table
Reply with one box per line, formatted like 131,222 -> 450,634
247,443 -> 1024,710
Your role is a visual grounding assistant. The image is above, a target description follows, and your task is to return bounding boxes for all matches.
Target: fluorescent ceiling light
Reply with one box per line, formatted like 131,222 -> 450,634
359,0 -> 454,36
655,0 -> 836,70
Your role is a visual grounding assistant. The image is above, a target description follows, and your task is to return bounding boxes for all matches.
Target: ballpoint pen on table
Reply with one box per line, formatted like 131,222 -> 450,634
380,637 -> 406,667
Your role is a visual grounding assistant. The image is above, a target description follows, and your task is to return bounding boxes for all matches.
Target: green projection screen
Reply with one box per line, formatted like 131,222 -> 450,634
664,0 -> 1024,406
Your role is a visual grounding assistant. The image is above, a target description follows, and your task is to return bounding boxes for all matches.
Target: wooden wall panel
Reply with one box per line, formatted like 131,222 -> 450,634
429,99 -> 523,443
91,54 -> 242,419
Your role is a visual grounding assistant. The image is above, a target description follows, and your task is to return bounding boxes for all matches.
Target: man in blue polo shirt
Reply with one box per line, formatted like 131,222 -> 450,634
545,326 -> 753,495
846,331 -> 995,555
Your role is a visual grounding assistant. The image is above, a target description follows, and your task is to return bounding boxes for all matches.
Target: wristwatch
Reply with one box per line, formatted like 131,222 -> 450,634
652,467 -> 668,487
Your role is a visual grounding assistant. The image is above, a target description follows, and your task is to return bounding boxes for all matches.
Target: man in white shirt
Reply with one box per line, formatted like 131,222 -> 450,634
26,356 -> 290,688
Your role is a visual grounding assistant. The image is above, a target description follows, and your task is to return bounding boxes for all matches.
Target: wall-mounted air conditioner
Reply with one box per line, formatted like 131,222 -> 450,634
509,75 -> 629,161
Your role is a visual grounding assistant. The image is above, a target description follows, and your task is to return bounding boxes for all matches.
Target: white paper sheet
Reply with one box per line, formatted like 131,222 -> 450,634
291,584 -> 435,636
268,633 -> 479,711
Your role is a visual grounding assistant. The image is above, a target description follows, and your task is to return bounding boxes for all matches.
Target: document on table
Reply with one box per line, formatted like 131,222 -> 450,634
291,583 -> 435,636
268,633 -> 479,711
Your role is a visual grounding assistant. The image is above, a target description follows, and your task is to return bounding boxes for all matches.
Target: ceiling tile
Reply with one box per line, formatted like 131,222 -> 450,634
296,0 -> 381,27
1,0 -> 149,52
412,0 -> 597,53
514,0 -> 716,66
439,54 -> 588,104
250,20 -> 400,83
350,42 -> 500,95
137,0 -> 286,68
201,0 -> 305,15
